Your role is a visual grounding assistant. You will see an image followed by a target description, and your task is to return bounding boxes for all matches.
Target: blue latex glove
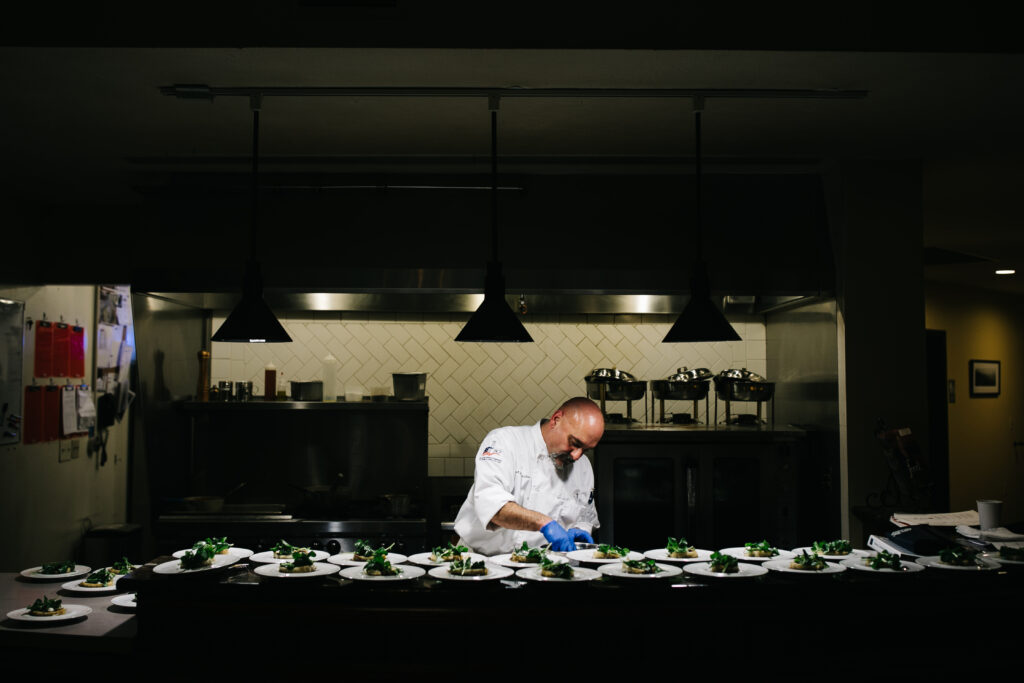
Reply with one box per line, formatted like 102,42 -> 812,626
567,528 -> 594,544
540,520 -> 577,551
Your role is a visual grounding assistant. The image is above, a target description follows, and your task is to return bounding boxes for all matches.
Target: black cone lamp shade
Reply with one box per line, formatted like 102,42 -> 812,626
456,103 -> 533,343
212,261 -> 292,343
663,260 -> 741,342
663,102 -> 740,343
210,102 -> 291,344
455,261 -> 533,343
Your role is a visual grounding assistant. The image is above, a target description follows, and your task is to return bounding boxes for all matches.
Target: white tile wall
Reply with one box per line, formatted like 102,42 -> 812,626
211,314 -> 766,475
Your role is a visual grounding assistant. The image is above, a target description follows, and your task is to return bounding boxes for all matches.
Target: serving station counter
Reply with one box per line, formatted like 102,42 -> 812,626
111,551 -> 1023,674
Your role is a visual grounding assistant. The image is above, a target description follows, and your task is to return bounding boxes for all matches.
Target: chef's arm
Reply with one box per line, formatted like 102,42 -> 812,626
487,501 -> 551,531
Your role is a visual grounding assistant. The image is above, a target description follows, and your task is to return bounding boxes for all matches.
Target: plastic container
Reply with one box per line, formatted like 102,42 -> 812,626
322,354 -> 338,402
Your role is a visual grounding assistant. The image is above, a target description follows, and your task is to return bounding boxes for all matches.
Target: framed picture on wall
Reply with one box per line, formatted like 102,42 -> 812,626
969,360 -> 1000,397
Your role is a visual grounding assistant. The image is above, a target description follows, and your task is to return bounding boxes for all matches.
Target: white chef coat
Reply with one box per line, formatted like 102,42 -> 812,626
453,420 -> 599,556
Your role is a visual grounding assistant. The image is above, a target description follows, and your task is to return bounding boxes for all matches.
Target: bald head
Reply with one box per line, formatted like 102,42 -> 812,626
543,397 -> 605,471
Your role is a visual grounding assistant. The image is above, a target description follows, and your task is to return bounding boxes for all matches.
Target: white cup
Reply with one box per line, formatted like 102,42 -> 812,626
977,499 -> 1002,530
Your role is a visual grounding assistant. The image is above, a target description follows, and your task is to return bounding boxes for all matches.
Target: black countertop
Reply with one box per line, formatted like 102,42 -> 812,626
118,551 -> 1023,674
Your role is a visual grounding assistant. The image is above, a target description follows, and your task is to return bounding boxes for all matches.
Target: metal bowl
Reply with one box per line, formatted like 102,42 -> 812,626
585,368 -> 637,382
667,367 -> 713,382
716,380 -> 775,402
650,379 -> 710,401
586,379 -> 646,401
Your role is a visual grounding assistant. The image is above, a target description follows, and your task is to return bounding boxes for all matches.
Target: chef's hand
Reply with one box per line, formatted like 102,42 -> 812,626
540,520 -> 577,551
567,528 -> 594,544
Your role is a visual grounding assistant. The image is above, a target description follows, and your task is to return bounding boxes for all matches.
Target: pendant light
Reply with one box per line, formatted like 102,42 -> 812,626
455,97 -> 533,343
663,98 -> 741,343
212,96 -> 292,344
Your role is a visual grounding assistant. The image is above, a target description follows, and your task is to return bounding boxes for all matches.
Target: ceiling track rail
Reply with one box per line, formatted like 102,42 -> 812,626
161,85 -> 868,101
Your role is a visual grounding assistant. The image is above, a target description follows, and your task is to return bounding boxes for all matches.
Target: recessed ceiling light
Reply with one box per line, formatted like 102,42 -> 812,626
995,269 -> 1016,275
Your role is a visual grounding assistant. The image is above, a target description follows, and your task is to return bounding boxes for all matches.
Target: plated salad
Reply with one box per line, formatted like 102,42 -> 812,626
621,558 -> 664,575
666,537 -> 697,558
509,542 -> 547,563
110,557 -> 136,575
539,556 -> 574,579
362,547 -> 402,576
354,539 -> 394,562
179,543 -> 217,570
448,557 -> 487,576
430,543 -> 468,562
939,545 -> 980,567
38,560 -> 76,575
279,549 -> 316,573
811,539 -> 852,556
789,550 -> 827,571
594,544 -> 630,559
27,595 -> 65,617
864,550 -> 903,570
80,567 -> 116,587
708,551 -> 739,574
744,540 -> 779,558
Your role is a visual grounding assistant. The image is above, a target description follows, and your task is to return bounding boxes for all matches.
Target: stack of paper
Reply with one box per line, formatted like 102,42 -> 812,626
890,510 -> 978,527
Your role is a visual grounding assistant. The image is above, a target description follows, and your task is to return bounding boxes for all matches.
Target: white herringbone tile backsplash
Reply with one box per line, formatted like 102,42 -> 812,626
211,314 -> 766,476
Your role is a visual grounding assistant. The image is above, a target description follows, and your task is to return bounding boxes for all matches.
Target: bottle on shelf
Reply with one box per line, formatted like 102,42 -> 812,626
264,363 -> 276,401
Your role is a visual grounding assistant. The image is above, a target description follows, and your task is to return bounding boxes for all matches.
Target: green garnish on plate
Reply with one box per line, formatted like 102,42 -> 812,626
193,536 -> 233,554
431,543 -> 468,561
38,560 -> 75,574
939,545 -> 979,567
790,550 -> 827,571
510,541 -> 547,563
362,547 -> 402,576
179,543 -> 217,569
539,556 -> 574,579
83,567 -> 115,585
811,539 -> 852,555
280,549 -> 315,572
708,551 -> 739,573
666,537 -> 695,556
27,595 -> 63,613
865,550 -> 903,570
597,543 -> 630,558
744,540 -> 778,557
622,558 -> 663,574
110,557 -> 135,574
448,557 -> 487,575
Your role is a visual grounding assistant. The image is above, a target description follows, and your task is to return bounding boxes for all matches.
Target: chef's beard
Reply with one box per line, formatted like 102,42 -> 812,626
550,452 -> 574,479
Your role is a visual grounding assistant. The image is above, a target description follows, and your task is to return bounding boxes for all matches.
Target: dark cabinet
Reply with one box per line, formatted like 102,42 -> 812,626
592,426 -> 835,550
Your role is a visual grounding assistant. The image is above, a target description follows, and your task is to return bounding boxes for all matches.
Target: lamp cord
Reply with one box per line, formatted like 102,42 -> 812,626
490,107 -> 499,264
694,104 -> 703,263
250,106 -> 259,263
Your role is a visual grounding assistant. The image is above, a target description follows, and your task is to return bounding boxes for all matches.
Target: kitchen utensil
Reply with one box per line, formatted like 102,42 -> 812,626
392,372 -> 427,400
290,380 -> 323,401
235,380 -> 253,401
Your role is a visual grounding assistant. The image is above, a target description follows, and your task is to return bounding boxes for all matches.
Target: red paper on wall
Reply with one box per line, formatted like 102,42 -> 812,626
43,385 -> 61,442
34,320 -> 53,378
23,385 -> 44,444
53,322 -> 70,377
69,326 -> 86,378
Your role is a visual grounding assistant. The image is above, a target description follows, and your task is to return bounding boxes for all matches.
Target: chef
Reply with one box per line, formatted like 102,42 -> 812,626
453,396 -> 605,554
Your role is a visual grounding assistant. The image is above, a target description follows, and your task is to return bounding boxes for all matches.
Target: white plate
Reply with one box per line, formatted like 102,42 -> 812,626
565,549 -> 645,564
914,555 -> 1002,571
61,575 -> 124,593
252,562 -> 341,579
487,552 -> 569,568
643,548 -> 715,564
597,562 -> 683,579
6,604 -> 92,622
249,550 -> 330,564
426,564 -> 514,581
110,593 -> 137,608
515,565 -> 603,582
792,546 -> 870,561
718,546 -> 796,562
983,550 -> 1024,566
839,556 -> 925,574
763,558 -> 846,575
338,564 -> 426,582
152,554 -> 239,575
172,547 -> 253,560
406,551 -> 487,567
683,562 -> 769,579
327,551 -> 410,567
20,565 -> 91,581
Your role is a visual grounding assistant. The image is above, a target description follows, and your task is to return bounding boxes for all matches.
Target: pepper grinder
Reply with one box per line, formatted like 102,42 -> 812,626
197,350 -> 211,402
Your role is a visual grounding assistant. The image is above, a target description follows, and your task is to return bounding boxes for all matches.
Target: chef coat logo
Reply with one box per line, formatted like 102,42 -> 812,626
480,445 -> 503,462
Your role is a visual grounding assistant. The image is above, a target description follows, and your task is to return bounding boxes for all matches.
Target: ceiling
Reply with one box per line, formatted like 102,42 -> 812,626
2,2 -> 1023,295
